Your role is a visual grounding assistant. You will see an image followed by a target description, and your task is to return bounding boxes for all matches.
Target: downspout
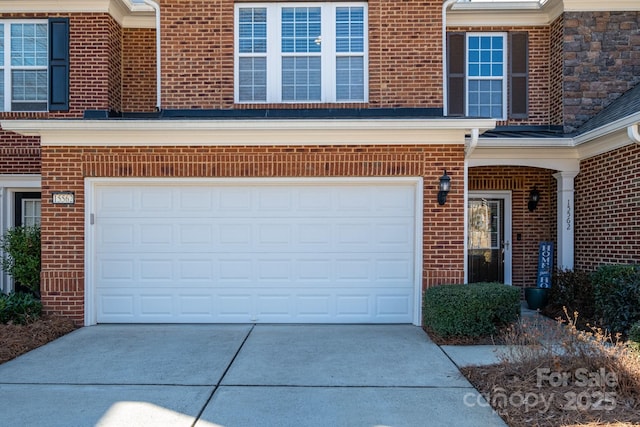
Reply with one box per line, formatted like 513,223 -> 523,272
143,0 -> 161,111
465,127 -> 479,158
442,0 -> 460,117
463,127 -> 478,284
628,123 -> 640,143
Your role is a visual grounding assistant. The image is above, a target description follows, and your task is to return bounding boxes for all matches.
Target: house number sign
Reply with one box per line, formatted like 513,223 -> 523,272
52,191 -> 75,205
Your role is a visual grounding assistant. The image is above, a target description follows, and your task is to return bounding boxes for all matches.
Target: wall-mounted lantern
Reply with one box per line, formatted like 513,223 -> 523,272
528,186 -> 540,212
438,170 -> 451,206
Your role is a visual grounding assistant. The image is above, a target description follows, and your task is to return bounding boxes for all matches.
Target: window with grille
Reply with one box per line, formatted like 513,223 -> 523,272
235,3 -> 368,104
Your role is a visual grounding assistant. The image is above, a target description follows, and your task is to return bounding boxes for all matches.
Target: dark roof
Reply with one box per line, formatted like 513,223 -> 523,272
575,83 -> 640,135
84,108 -> 445,120
479,125 -> 565,139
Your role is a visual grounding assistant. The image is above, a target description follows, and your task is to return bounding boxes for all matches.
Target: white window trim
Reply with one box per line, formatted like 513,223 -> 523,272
0,19 -> 49,113
465,32 -> 507,120
234,2 -> 368,104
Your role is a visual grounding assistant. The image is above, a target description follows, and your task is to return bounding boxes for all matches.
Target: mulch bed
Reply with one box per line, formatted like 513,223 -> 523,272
461,362 -> 640,427
423,325 -> 508,346
0,316 -> 77,364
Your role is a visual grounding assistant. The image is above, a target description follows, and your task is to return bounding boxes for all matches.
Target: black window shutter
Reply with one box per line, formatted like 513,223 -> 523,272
509,32 -> 528,119
49,18 -> 70,111
447,33 -> 465,116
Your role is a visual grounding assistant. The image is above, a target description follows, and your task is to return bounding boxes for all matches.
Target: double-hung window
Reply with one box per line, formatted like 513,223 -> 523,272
466,33 -> 506,119
447,32 -> 528,120
235,2 -> 368,103
0,19 -> 69,112
1,21 -> 48,112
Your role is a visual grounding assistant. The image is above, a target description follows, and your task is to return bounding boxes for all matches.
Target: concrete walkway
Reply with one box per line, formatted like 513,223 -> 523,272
0,324 -> 506,427
441,303 -> 562,368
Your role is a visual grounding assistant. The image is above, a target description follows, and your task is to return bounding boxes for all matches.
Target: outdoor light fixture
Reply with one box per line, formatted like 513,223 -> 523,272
438,169 -> 451,205
528,186 -> 540,212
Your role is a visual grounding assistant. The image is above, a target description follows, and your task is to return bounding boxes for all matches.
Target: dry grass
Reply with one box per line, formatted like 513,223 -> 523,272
0,315 -> 77,364
461,309 -> 640,427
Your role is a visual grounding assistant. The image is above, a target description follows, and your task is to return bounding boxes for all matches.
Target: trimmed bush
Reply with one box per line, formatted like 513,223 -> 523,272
0,292 -> 42,325
423,282 -> 520,338
592,264 -> 640,335
629,322 -> 640,353
547,269 -> 595,319
0,225 -> 41,296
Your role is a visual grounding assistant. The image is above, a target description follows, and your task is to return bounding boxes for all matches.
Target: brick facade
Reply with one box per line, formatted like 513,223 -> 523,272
468,166 -> 556,291
447,26 -> 552,126
122,28 -> 157,112
0,13 -> 122,175
575,144 -> 640,270
563,11 -> 640,133
1,2 -> 638,324
549,15 -> 564,126
41,144 -> 466,323
158,0 -> 443,110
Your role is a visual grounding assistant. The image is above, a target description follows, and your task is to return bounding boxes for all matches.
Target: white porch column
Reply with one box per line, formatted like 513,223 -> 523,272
553,171 -> 579,270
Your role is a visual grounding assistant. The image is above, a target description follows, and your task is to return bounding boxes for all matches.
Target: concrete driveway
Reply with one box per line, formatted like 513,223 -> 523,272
0,325 -> 506,427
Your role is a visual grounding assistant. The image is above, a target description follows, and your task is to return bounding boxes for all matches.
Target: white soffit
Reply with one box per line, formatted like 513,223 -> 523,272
447,0 -> 640,26
0,119 -> 496,146
448,0 -> 563,26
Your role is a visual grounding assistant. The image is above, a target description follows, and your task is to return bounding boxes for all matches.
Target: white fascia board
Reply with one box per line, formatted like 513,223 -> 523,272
0,1 -> 155,29
0,0 -> 110,13
0,175 -> 41,188
472,137 -> 574,148
1,119 -> 496,147
575,128 -> 639,159
563,0 -> 640,11
573,112 -> 640,158
468,146 -> 580,170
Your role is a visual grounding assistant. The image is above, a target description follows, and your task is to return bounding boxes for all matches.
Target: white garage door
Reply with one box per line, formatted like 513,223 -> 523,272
91,179 -> 420,324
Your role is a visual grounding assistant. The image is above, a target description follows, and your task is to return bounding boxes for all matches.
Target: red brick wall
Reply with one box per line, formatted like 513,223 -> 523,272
108,17 -> 123,112
69,14 -> 118,114
549,15 -> 564,126
469,166 -> 557,291
368,0 -> 443,108
0,131 -> 41,174
447,26 -> 551,126
0,13 -> 125,173
158,0 -> 443,109
0,12 -> 122,117
41,144 -> 465,323
122,28 -> 157,112
575,144 -> 640,270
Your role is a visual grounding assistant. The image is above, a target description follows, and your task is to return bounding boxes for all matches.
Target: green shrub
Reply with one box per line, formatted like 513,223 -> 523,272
423,282 -> 520,338
629,322 -> 640,353
0,225 -> 41,296
0,292 -> 42,324
592,264 -> 640,336
548,269 -> 595,318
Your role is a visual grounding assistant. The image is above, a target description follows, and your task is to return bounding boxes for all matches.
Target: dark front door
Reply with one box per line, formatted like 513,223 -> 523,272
468,197 -> 504,283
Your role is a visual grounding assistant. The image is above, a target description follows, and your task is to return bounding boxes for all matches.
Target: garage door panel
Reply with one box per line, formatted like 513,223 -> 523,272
97,254 -> 413,288
96,287 -> 414,323
94,181 -> 418,323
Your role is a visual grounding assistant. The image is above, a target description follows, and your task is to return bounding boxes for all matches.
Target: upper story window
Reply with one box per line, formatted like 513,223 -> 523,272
235,2 -> 368,104
447,32 -> 528,120
466,33 -> 506,119
0,19 -> 69,112
1,21 -> 48,112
